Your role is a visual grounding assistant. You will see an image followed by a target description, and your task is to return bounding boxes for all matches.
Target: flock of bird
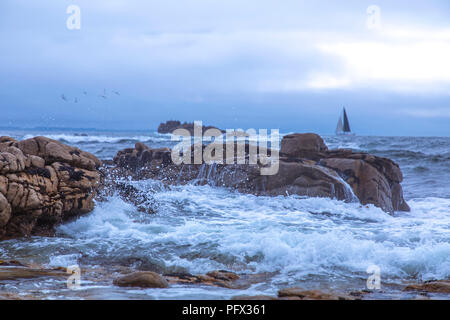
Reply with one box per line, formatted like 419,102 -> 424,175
61,89 -> 120,103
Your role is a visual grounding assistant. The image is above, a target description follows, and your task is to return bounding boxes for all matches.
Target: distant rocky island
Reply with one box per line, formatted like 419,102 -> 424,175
157,120 -> 224,135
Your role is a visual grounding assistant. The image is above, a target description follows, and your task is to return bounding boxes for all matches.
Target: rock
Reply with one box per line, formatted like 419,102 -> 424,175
277,287 -> 353,300
206,270 -> 240,281
164,270 -> 243,289
0,266 -> 67,280
0,192 -> 12,227
0,136 -> 101,239
258,161 -> 353,201
231,295 -> 279,300
281,133 -> 328,158
157,120 -> 224,135
403,280 -> 450,294
113,271 -> 169,288
320,154 -> 410,213
109,132 -> 409,214
0,260 -> 26,267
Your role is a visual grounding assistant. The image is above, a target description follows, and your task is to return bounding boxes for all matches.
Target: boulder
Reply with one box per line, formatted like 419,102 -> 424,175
113,271 -> 169,288
0,136 -> 101,239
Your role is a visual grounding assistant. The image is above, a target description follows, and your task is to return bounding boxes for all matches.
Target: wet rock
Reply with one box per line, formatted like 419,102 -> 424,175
403,280 -> 450,294
165,270 -> 244,289
206,270 -> 240,282
0,136 -> 101,239
0,266 -> 67,280
321,154 -> 410,213
109,133 -> 409,213
113,271 -> 169,288
231,295 -> 278,300
0,260 -> 26,267
277,287 -> 353,300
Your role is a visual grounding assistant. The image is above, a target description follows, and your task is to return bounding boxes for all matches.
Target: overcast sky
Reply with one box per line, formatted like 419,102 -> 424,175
1,0 -> 450,136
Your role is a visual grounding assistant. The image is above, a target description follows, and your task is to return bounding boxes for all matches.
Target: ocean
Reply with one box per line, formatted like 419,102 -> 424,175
0,129 -> 449,299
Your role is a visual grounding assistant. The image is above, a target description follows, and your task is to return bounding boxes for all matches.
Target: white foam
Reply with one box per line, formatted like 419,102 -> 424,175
51,185 -> 450,286
20,133 -> 171,144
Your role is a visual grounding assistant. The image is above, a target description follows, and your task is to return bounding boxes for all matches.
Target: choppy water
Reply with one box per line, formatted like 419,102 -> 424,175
0,130 -> 449,299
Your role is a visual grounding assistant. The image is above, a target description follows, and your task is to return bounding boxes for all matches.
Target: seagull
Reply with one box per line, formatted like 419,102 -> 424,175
113,90 -> 120,96
99,94 -> 107,99
83,91 -> 87,95
74,97 -> 78,103
61,94 -> 68,102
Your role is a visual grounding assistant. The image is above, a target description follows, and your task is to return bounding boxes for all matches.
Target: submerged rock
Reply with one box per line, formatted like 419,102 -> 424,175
277,287 -> 353,300
164,270 -> 258,289
0,265 -> 67,281
113,271 -> 169,288
0,136 -> 101,239
403,280 -> 450,294
109,133 -> 409,213
231,295 -> 279,300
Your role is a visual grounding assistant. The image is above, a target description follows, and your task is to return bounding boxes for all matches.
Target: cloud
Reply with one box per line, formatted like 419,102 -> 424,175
257,25 -> 450,93
398,107 -> 450,118
316,28 -> 450,92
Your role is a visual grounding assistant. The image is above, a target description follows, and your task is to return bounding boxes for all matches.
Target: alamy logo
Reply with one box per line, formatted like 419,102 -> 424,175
171,121 -> 280,175
366,5 -> 381,30
66,5 -> 81,30
67,265 -> 81,289
366,265 -> 381,290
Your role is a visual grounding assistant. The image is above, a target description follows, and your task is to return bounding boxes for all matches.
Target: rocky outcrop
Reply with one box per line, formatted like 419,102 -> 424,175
157,120 -> 224,135
108,133 -> 409,213
0,136 -> 101,239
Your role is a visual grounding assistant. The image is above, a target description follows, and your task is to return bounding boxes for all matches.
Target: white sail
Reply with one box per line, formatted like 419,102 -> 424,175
335,114 -> 344,134
335,107 -> 354,135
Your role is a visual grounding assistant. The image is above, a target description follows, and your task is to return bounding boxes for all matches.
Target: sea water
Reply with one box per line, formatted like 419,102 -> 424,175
0,130 -> 449,299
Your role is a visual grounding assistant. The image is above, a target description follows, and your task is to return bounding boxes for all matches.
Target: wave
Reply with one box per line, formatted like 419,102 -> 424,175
49,184 -> 450,285
20,133 -> 172,145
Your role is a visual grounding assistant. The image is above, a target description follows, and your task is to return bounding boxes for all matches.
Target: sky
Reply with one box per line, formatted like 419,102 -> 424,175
1,0 -> 450,136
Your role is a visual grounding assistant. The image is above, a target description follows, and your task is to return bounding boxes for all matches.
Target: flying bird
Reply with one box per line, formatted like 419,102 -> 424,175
113,90 -> 120,96
61,94 -> 68,102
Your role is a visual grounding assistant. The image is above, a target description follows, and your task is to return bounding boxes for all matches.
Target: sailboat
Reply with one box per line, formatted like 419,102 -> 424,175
335,107 -> 354,135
